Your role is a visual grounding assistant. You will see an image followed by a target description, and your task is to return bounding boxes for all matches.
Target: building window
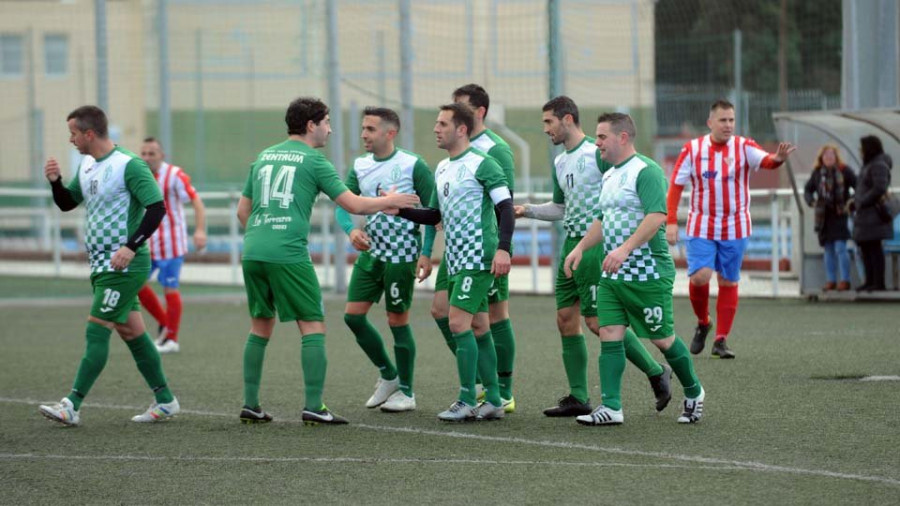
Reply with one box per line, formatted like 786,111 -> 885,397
45,34 -> 68,76
0,34 -> 24,77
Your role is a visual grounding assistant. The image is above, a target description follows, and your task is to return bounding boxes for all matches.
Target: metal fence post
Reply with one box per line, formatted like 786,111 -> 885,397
771,192 -> 779,297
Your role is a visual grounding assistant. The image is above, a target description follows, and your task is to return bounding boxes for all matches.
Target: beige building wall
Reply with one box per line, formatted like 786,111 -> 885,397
0,0 -> 145,182
1,0 -> 654,182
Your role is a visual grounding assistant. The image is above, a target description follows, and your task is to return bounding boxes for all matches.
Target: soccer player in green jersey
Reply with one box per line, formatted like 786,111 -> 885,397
334,107 -> 435,412
39,105 -> 180,426
395,102 -> 515,422
426,84 -> 518,413
564,112 -> 705,425
237,97 -> 419,425
515,96 -> 672,417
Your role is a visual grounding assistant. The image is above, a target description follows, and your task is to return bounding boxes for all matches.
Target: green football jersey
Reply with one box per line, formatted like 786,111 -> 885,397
552,136 -> 611,238
597,153 -> 675,282
432,147 -> 510,276
241,140 -> 348,263
344,149 -> 434,263
471,129 -> 515,193
67,146 -> 162,274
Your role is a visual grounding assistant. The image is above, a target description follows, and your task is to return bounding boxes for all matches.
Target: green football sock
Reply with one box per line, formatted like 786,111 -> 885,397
67,322 -> 112,410
435,317 -> 456,354
476,331 -> 502,406
453,330 -> 478,406
490,319 -> 515,399
663,337 -> 703,399
301,334 -> 327,411
599,340 -> 626,411
624,327 -> 664,377
242,333 -> 269,409
561,334 -> 589,404
390,325 -> 416,396
345,313 -> 397,380
125,332 -> 174,404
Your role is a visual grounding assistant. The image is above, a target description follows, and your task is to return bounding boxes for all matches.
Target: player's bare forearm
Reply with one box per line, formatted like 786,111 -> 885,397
192,196 -> 207,234
237,196 -> 252,228
577,218 -> 605,252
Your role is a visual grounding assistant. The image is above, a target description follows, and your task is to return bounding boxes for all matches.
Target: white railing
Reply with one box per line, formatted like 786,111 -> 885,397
0,186 -> 799,296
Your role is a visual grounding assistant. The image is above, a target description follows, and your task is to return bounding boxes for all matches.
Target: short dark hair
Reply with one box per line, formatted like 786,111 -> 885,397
597,112 -> 637,140
286,97 -> 329,136
440,102 -> 475,137
860,135 -> 885,165
710,99 -> 735,112
542,95 -> 580,125
67,105 -> 108,138
143,136 -> 162,149
452,83 -> 490,116
363,106 -> 400,131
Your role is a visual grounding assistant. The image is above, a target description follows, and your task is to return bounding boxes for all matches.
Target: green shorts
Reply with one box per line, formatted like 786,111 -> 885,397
436,255 -> 508,304
447,269 -> 494,314
595,276 -> 674,339
242,260 -> 324,322
555,236 -> 604,316
347,251 -> 416,313
89,270 -> 145,324
434,256 -> 449,292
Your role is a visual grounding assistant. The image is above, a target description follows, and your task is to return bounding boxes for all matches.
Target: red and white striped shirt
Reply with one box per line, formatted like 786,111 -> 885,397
149,162 -> 198,260
670,134 -> 780,240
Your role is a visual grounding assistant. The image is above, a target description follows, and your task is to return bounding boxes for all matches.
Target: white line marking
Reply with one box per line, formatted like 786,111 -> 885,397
860,375 -> 900,382
3,397 -> 898,487
0,452 -> 730,470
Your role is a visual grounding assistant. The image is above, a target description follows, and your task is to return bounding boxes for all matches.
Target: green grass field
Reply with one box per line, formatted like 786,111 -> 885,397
1,277 -> 898,504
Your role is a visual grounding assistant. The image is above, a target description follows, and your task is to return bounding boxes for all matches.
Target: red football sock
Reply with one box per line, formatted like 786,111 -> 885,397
138,286 -> 167,327
688,282 -> 710,325
164,291 -> 183,342
715,285 -> 739,341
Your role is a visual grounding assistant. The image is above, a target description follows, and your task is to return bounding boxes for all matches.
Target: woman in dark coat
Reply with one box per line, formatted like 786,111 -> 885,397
804,145 -> 856,291
852,135 -> 894,291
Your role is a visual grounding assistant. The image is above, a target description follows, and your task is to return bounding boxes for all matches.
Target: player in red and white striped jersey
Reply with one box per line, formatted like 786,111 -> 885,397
138,137 -> 207,354
665,100 -> 795,359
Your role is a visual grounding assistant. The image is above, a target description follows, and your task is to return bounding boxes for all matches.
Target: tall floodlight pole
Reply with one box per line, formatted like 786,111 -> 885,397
95,0 -> 109,112
158,0 -> 172,158
399,0 -> 414,150
547,0 -> 563,284
326,0 -> 347,293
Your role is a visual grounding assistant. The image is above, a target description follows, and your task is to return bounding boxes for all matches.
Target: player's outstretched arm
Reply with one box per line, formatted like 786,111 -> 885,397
396,206 -> 442,225
772,142 -> 797,163
518,201 -> 565,221
334,189 -> 419,215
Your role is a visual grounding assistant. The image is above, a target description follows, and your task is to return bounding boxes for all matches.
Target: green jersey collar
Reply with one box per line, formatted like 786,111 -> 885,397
613,153 -> 638,170
566,136 -> 589,154
94,146 -> 119,162
373,148 -> 398,163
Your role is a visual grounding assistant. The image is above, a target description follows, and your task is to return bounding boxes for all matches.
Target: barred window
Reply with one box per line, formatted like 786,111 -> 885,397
0,34 -> 23,77
44,34 -> 68,76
